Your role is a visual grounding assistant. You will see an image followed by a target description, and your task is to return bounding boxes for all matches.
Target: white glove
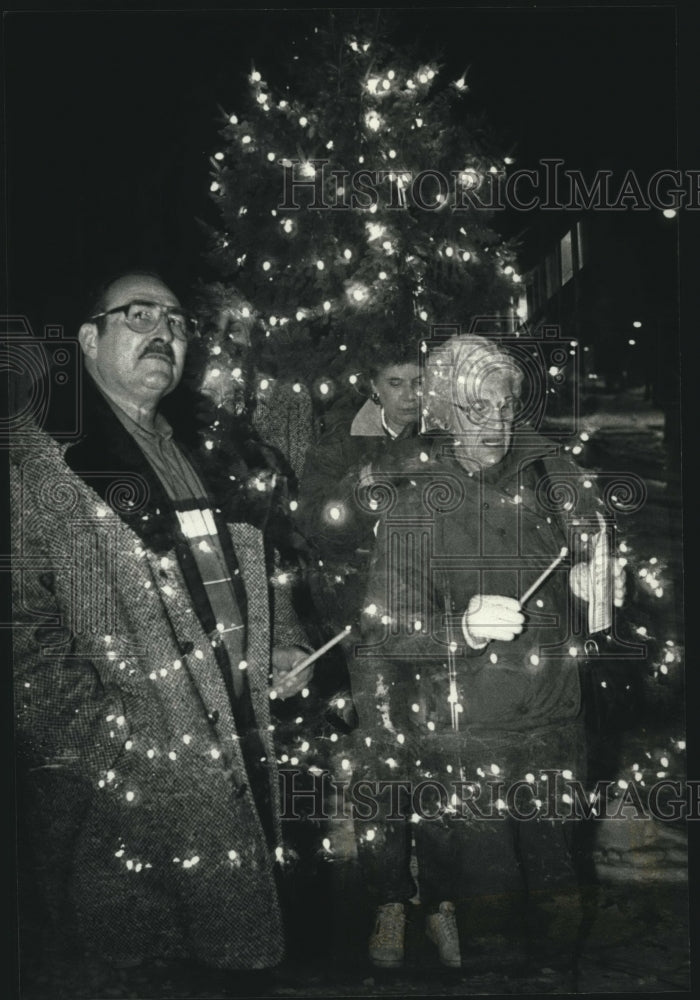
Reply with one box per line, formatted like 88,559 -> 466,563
271,647 -> 314,699
462,595 -> 524,648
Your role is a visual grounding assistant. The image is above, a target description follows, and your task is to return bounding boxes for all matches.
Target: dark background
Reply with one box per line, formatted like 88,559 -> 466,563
1,3 -> 686,333
3,4 -> 698,994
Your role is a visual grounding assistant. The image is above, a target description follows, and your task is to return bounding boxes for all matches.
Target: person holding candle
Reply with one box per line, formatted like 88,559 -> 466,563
11,270 -> 314,986
353,334 -> 627,978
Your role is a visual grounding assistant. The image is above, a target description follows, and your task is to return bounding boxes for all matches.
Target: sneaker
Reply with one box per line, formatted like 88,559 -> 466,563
426,901 -> 461,968
369,903 -> 406,968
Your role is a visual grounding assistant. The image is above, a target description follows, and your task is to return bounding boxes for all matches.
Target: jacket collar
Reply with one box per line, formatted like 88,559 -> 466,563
430,428 -> 561,495
62,376 -> 184,554
350,398 -> 421,439
60,376 -> 286,556
350,398 -> 386,437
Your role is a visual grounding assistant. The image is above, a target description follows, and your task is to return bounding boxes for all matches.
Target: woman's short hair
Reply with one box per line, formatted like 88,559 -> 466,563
358,317 -> 429,379
423,333 -> 524,431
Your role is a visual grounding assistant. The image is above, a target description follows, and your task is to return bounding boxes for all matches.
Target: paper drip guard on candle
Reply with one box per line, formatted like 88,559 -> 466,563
272,625 -> 353,694
588,512 -> 612,634
519,547 -> 569,606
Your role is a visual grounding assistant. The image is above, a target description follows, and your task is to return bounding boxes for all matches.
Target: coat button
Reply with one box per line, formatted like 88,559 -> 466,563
483,502 -> 489,510
208,709 -> 220,724
180,640 -> 194,655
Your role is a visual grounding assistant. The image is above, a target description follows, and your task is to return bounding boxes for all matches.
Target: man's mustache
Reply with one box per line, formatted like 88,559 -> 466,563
140,341 -> 175,363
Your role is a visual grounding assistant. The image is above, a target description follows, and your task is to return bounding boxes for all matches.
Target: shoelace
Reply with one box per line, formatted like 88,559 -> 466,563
373,909 -> 404,946
429,908 -> 459,948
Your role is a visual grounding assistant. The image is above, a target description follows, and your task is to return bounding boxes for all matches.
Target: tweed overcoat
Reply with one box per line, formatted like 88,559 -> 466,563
12,388 -> 304,969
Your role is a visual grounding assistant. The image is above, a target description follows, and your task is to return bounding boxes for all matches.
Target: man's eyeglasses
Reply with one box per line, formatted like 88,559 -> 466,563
89,300 -> 199,341
453,398 -> 521,424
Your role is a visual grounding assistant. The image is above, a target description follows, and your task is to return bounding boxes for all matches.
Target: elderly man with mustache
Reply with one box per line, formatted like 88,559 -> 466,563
11,270 -> 313,984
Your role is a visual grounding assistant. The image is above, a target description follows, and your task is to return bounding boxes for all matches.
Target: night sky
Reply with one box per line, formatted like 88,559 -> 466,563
2,5 -> 688,335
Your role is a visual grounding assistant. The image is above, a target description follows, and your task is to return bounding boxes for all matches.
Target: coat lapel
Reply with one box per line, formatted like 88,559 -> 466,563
57,380 -> 271,762
227,523 -> 275,753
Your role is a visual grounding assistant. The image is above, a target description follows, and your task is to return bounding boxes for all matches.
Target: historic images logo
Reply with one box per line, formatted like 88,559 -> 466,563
279,158 -> 699,213
281,769 -> 700,824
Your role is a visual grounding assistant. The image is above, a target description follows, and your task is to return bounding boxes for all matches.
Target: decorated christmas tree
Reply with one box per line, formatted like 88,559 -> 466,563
188,11 -> 685,879
198,10 -> 524,412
